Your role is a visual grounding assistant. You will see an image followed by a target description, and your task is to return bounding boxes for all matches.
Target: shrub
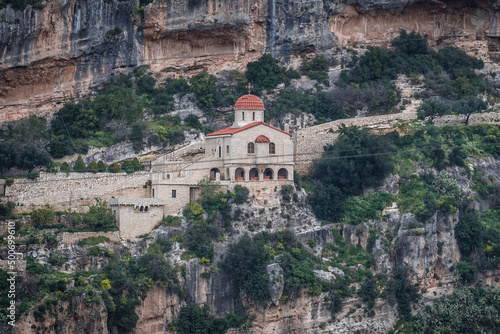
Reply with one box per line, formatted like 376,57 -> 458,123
108,162 -> 121,173
385,268 -> 420,319
97,160 -> 107,172
246,53 -> 288,91
74,156 -> 87,172
184,114 -> 201,129
18,146 -> 51,173
161,215 -> 182,227
234,185 -> 249,204
221,234 -> 270,303
78,236 -> 111,246
302,54 -> 329,83
87,161 -> 99,173
189,71 -> 217,108
31,207 -> 55,226
82,198 -> 117,230
60,162 -> 71,172
417,99 -> 451,124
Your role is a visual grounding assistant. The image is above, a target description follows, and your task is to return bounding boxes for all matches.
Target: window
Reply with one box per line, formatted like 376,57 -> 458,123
226,145 -> 229,154
252,112 -> 255,121
269,142 -> 276,154
152,189 -> 155,197
172,190 -> 177,198
242,112 -> 245,120
219,146 -> 221,158
247,142 -> 254,154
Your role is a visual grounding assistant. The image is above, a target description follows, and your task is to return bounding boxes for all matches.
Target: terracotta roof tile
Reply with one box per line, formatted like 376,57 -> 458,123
234,94 -> 265,110
255,135 -> 271,143
206,122 -> 291,137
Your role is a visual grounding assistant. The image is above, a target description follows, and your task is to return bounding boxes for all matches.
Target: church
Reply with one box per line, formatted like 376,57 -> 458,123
109,93 -> 295,238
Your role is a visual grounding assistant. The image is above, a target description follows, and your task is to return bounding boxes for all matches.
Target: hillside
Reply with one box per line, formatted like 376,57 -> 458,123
2,0 -> 500,333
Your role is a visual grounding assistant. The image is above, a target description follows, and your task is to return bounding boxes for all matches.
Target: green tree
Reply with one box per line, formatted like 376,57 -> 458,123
18,146 -> 51,173
221,233 -> 270,303
97,160 -> 107,172
87,161 -> 99,173
92,85 -> 144,122
246,53 -> 288,90
312,126 -> 394,197
234,185 -> 249,204
82,198 -> 117,230
0,141 -> 17,176
73,156 -> 87,172
60,162 -> 71,172
184,114 -> 201,129
131,157 -> 142,172
189,71 -> 217,108
391,30 -> 428,55
302,54 -> 329,83
31,206 -> 55,226
108,162 -> 121,173
121,160 -> 133,173
455,212 -> 483,257
417,99 -> 451,124
452,97 -> 488,125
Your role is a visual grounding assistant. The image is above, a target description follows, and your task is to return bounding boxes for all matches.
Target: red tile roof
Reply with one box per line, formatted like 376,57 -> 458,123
255,135 -> 271,143
206,122 -> 292,137
234,94 -> 265,110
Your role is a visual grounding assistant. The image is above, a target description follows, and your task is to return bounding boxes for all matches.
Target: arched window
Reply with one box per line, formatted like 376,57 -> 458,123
269,142 -> 276,154
242,112 -> 245,120
252,112 -> 255,121
247,142 -> 254,154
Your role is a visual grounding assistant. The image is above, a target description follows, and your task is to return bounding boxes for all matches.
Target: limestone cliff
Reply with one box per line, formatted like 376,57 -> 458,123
2,0 -> 500,122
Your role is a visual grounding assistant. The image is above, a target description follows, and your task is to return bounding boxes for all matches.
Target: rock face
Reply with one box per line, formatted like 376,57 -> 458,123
2,0 -> 500,122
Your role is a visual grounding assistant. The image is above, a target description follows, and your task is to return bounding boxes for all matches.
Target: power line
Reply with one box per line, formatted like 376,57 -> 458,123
5,138 -> 499,186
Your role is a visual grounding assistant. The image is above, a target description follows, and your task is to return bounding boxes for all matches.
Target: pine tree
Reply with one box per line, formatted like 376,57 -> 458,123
73,156 -> 87,172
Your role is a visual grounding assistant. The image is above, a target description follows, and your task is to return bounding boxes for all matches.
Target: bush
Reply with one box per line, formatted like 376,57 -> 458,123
184,114 -> 201,129
385,268 -> 420,319
60,162 -> 71,172
18,146 -> 51,173
246,54 -> 288,91
417,99 -> 451,124
74,156 -> 87,172
31,207 -> 55,226
234,185 -> 249,204
189,71 -> 217,108
78,236 -> 111,246
87,161 -> 99,173
302,54 -> 329,83
161,215 -> 182,227
108,162 -> 121,173
97,160 -> 107,172
221,234 -> 270,303
82,198 -> 117,231
455,212 -> 483,257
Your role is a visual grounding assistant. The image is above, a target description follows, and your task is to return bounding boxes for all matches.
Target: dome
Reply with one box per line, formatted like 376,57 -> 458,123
255,135 -> 270,143
234,94 -> 265,110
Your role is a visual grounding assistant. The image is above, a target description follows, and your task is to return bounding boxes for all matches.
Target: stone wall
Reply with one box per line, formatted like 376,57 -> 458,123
294,112 -> 417,173
109,198 -> 165,238
294,111 -> 500,173
6,172 -> 151,212
59,231 -> 120,244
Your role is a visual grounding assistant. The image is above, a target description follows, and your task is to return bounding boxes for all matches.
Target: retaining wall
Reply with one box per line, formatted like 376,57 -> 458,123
6,172 -> 151,212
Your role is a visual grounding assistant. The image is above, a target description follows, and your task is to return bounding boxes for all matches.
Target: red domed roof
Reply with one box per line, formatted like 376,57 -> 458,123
255,135 -> 271,143
234,94 -> 265,110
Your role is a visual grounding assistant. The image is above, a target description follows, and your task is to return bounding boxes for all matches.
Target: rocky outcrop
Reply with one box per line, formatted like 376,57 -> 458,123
3,0 -> 500,122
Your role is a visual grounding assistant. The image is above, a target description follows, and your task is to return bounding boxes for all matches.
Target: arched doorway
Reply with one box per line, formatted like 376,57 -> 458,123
264,168 -> 273,180
235,168 -> 245,181
278,168 -> 288,180
210,168 -> 220,180
249,168 -> 259,180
